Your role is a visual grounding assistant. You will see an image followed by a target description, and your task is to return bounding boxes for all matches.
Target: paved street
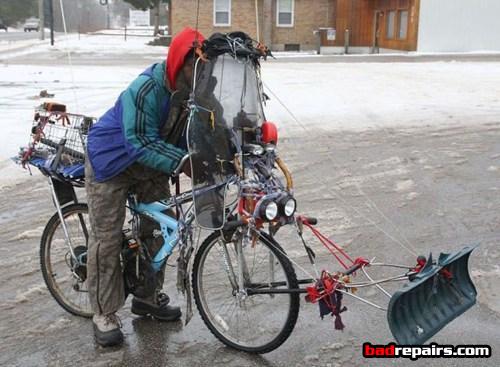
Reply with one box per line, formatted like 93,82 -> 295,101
0,34 -> 498,366
1,124 -> 499,367
0,30 -> 42,42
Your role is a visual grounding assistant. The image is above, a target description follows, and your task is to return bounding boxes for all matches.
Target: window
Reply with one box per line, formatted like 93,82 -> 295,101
277,0 -> 294,27
214,0 -> 231,26
386,10 -> 396,39
398,10 -> 408,39
284,43 -> 300,51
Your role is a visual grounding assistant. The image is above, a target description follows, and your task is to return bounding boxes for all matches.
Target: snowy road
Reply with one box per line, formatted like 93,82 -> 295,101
1,35 -> 500,160
0,31 -> 40,42
0,34 -> 499,366
1,125 -> 499,367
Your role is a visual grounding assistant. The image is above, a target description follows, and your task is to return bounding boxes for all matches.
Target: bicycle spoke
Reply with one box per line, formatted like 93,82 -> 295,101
193,232 -> 299,352
43,206 -> 92,317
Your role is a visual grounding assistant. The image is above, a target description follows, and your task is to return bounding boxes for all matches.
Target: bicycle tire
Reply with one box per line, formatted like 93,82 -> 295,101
40,203 -> 93,318
192,230 -> 300,353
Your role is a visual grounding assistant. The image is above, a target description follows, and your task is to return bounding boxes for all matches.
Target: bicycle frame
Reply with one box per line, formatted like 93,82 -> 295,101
127,190 -> 196,272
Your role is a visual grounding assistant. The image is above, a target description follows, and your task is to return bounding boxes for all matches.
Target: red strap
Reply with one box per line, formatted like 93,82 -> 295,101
299,215 -> 354,270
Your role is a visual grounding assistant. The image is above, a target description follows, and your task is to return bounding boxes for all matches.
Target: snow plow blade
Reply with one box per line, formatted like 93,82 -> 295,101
387,246 -> 477,345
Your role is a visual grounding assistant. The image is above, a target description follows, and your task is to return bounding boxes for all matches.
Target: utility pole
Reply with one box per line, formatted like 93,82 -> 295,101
153,0 -> 160,36
39,0 -> 45,40
99,0 -> 110,29
107,2 -> 110,29
49,0 -> 54,46
167,0 -> 172,35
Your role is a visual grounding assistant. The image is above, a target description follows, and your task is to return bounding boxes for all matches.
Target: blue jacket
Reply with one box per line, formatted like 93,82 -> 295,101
87,62 -> 186,182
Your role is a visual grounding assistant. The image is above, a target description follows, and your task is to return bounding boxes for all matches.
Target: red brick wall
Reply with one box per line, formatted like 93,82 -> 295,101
171,0 -> 262,41
171,0 -> 335,51
271,0 -> 334,50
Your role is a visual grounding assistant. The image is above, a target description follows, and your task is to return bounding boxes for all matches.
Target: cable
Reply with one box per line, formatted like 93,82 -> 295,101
58,0 -> 79,110
195,0 -> 201,36
355,182 -> 416,254
263,81 -> 418,257
255,0 -> 260,42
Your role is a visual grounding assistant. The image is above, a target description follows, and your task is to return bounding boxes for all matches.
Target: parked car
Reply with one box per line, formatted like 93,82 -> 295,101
0,19 -> 7,31
24,18 -> 40,32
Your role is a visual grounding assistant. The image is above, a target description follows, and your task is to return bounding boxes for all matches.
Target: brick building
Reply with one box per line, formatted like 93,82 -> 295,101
171,0 -> 500,54
170,0 -> 335,51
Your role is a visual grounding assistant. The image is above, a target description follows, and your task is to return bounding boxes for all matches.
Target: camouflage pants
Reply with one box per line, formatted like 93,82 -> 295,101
85,159 -> 171,315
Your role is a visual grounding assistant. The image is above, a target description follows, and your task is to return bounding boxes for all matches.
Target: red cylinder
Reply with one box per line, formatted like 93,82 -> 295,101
261,121 -> 278,145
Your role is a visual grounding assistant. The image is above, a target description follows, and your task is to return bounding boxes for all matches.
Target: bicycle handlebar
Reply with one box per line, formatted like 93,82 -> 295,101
172,154 -> 190,177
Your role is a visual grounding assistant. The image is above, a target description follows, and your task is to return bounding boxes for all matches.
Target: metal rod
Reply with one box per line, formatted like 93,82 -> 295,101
48,177 -> 76,259
338,289 -> 387,311
246,288 -> 307,295
49,0 -> 54,46
38,0 -> 45,40
361,266 -> 392,299
370,262 -> 414,270
268,250 -> 275,297
219,239 -> 238,291
254,0 -> 260,42
343,275 -> 410,288
237,240 -> 245,293
106,2 -> 110,29
249,279 -> 314,288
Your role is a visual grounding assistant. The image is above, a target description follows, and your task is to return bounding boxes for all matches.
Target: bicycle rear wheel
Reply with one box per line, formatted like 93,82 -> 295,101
192,230 -> 300,353
40,203 -> 92,318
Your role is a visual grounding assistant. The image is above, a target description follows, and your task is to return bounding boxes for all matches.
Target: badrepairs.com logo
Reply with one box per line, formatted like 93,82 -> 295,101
362,342 -> 491,360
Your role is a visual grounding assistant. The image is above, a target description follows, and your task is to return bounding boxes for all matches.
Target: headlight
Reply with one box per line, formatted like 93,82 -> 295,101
283,198 -> 296,217
263,201 -> 278,221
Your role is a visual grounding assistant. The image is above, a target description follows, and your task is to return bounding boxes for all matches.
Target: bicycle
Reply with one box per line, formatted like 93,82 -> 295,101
38,149 -> 302,353
20,32 -> 477,354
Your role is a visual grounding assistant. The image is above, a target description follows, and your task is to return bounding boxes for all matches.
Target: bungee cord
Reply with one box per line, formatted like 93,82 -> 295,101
263,82 -> 418,257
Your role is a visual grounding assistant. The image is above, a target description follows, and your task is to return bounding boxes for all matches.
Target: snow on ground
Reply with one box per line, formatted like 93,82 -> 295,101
0,33 -> 165,60
0,64 -> 140,171
50,33 -> 166,56
92,26 -> 167,37
0,37 -> 52,56
1,34 -> 500,186
264,60 -> 500,133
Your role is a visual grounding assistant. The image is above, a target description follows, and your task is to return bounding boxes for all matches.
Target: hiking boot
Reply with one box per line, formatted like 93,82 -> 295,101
92,313 -> 123,347
131,293 -> 182,321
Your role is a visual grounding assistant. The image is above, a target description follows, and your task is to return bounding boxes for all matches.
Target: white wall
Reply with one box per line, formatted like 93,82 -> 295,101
418,0 -> 500,52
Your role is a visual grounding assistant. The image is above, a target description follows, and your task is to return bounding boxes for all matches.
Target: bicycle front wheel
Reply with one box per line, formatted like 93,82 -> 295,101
40,203 -> 92,318
192,230 -> 300,353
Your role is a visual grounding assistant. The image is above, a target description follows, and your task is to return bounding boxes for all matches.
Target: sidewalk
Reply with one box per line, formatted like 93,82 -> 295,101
271,51 -> 500,63
0,33 -> 163,65
0,33 -> 69,60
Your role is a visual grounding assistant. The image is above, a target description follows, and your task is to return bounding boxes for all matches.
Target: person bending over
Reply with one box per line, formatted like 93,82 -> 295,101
85,27 -> 205,347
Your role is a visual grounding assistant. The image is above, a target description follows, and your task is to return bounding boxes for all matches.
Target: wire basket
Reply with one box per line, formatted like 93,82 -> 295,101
35,113 -> 92,162
17,102 -> 96,186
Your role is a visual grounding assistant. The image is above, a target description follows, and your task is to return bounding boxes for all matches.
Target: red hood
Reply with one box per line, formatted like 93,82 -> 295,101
166,27 -> 205,90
